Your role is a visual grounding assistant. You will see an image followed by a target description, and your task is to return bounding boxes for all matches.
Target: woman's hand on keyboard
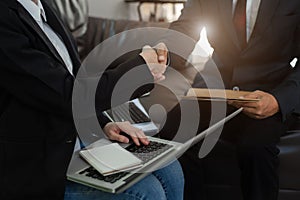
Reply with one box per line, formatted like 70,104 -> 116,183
103,121 -> 149,146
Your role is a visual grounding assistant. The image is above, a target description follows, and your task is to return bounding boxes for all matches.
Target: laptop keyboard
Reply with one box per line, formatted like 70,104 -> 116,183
78,141 -> 172,183
109,102 -> 151,124
126,141 -> 172,163
79,167 -> 128,183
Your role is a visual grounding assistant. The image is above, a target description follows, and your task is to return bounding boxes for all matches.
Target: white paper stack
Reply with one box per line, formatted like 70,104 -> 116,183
79,143 -> 143,176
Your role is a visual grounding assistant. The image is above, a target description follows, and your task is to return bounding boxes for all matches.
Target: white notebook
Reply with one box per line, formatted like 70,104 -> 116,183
79,143 -> 143,176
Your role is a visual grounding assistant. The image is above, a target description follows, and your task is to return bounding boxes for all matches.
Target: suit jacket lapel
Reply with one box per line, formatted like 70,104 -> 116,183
17,5 -> 66,67
218,0 -> 241,50
42,1 -> 81,74
243,0 -> 280,52
16,1 -> 81,75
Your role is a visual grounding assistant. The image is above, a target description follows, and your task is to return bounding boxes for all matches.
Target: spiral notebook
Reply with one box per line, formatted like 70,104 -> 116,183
79,143 -> 143,176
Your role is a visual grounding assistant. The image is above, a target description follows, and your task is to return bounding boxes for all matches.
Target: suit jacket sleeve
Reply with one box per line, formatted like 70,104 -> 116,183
0,11 -> 154,124
160,0 -> 204,71
270,20 -> 300,120
169,0 -> 203,42
95,55 -> 154,127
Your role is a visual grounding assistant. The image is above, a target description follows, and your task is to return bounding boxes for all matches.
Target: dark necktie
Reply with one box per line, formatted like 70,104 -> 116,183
233,0 -> 247,49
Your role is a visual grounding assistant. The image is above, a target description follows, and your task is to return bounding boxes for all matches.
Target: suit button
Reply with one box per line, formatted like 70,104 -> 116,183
233,86 -> 239,91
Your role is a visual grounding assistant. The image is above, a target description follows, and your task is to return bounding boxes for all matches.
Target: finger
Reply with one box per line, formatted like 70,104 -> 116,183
156,49 -> 167,63
139,137 -> 150,145
241,108 -> 260,119
242,107 -> 265,119
158,55 -> 166,63
157,75 -> 166,82
116,121 -> 140,146
230,100 -> 258,108
156,47 -> 167,57
115,121 -> 145,146
108,132 -> 130,143
142,45 -> 152,51
135,129 -> 149,145
153,74 -> 165,82
243,90 -> 263,99
238,102 -> 257,108
154,43 -> 168,64
151,63 -> 166,73
228,100 -> 243,108
155,43 -> 168,55
103,123 -> 119,138
130,134 -> 140,146
242,106 -> 258,113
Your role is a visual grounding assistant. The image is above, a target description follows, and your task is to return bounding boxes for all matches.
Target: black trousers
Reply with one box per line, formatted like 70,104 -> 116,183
159,102 -> 287,200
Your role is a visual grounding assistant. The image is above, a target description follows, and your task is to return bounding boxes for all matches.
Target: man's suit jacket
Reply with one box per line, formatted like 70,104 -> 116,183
168,0 -> 300,121
0,0 -> 153,199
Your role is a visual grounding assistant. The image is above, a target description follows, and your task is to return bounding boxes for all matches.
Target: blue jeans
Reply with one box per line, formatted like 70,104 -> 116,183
64,160 -> 184,200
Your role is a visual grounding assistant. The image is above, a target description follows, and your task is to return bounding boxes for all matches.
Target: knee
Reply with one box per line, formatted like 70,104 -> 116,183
152,160 -> 184,200
154,160 -> 184,187
123,174 -> 167,200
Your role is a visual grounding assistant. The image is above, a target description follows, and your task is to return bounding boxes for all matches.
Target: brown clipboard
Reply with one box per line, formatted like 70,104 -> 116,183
184,88 -> 260,102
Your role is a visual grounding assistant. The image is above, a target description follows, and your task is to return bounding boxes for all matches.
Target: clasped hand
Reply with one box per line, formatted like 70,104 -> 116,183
140,43 -> 281,120
139,43 -> 168,82
103,44 -> 168,145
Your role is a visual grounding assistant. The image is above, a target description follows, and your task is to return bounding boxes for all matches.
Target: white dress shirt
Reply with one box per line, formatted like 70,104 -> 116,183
232,0 -> 261,41
17,0 -> 81,151
17,0 -> 74,76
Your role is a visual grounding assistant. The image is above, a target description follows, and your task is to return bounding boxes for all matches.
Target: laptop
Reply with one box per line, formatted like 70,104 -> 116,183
103,99 -> 159,135
67,107 -> 243,193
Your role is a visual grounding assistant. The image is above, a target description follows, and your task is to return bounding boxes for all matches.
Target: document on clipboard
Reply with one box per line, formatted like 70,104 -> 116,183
184,88 -> 260,102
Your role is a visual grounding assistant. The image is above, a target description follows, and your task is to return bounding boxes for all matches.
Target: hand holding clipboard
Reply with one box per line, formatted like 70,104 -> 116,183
184,88 -> 280,120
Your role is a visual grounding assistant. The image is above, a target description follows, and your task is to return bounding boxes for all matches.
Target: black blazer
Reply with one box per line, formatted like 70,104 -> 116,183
0,0 -> 153,199
168,0 -> 300,120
